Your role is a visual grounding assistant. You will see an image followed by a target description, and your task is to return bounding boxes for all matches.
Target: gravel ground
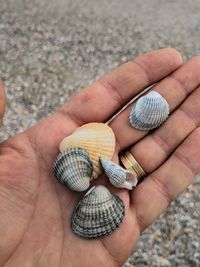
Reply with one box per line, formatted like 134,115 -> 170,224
0,0 -> 199,266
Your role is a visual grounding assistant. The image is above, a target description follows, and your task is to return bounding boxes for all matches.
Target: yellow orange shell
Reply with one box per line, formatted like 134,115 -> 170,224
59,123 -> 116,179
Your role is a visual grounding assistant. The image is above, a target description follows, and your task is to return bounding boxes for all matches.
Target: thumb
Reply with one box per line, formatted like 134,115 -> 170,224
0,81 -> 6,125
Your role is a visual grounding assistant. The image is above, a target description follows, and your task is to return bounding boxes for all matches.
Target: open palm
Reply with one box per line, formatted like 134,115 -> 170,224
1,48 -> 200,267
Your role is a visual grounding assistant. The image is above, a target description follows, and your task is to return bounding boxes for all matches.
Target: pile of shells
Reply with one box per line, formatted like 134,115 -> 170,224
52,122 -> 131,239
52,92 -> 169,240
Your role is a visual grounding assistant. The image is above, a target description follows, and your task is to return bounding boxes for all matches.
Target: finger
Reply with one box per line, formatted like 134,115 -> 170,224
110,56 -> 200,150
58,48 -> 182,126
130,85 -> 200,172
0,81 -> 6,125
131,128 -> 200,231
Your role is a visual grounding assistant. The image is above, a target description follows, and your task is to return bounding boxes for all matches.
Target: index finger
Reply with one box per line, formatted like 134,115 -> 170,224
59,48 -> 182,126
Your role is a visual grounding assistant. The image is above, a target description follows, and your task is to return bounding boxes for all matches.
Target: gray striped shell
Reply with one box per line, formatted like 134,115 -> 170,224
71,185 -> 125,239
53,147 -> 93,192
100,157 -> 138,190
129,91 -> 169,130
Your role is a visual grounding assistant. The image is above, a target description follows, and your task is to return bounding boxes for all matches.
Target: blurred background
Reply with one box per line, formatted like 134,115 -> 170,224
0,0 -> 199,266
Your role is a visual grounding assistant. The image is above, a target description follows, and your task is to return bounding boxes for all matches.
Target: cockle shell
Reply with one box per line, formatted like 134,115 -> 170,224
71,185 -> 125,239
59,123 -> 116,180
129,91 -> 169,130
100,157 -> 138,190
53,147 -> 93,192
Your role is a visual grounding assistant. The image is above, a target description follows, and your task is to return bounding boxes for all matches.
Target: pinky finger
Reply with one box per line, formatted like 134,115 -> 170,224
0,81 -> 6,125
131,128 -> 200,231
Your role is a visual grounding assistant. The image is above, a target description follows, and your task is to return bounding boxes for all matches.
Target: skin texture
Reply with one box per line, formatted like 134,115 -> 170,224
0,48 -> 200,267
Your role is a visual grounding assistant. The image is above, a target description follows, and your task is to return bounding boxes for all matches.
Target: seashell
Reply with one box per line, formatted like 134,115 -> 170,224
59,123 -> 115,180
129,90 -> 169,131
100,157 -> 138,190
53,147 -> 93,192
71,185 -> 125,239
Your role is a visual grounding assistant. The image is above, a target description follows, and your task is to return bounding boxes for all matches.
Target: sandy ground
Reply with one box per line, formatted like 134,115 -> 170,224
0,0 -> 199,266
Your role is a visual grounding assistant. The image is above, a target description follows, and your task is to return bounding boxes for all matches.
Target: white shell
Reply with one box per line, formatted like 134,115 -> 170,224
100,157 -> 138,190
129,91 -> 169,130
71,185 -> 125,239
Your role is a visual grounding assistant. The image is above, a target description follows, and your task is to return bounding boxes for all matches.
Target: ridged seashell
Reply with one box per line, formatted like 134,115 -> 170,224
53,147 -> 93,192
59,123 -> 115,180
71,185 -> 125,239
129,91 -> 169,130
100,157 -> 138,190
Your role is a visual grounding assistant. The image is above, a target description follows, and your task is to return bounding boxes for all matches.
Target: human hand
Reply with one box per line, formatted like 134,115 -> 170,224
1,48 -> 200,267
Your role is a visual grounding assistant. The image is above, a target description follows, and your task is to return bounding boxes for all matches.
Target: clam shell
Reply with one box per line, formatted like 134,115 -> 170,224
53,147 -> 93,192
59,123 -> 116,180
129,91 -> 169,130
71,185 -> 125,239
100,157 -> 138,190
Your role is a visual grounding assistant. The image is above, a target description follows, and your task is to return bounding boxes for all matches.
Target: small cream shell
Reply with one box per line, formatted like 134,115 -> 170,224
100,157 -> 138,190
